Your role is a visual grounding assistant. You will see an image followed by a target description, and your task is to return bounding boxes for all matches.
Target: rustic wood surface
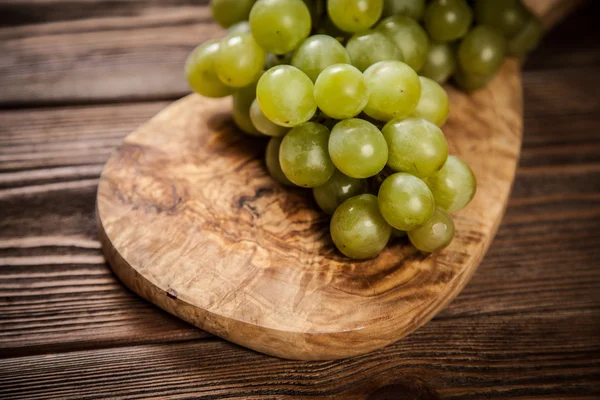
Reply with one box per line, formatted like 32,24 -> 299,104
1,0 -> 599,396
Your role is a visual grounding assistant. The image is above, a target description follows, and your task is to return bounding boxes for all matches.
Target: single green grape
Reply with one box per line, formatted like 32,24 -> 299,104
227,21 -> 251,36
265,52 -> 293,69
329,118 -> 388,179
346,30 -> 404,72
378,173 -> 435,231
453,66 -> 495,91
408,208 -> 455,252
413,76 -> 449,127
279,122 -> 334,187
185,41 -> 233,98
250,0 -> 311,54
382,0 -> 425,20
382,117 -> 448,177
232,81 -> 262,136
424,0 -> 472,42
265,137 -> 294,186
313,170 -> 368,214
419,41 -> 457,84
363,60 -> 421,121
425,155 -> 476,213
216,33 -> 266,88
291,35 -> 351,82
508,16 -> 544,57
257,65 -> 317,127
314,64 -> 369,120
475,0 -> 530,39
377,15 -> 430,71
330,194 -> 392,259
211,0 -> 255,28
327,0 -> 383,33
458,26 -> 506,76
250,99 -> 289,137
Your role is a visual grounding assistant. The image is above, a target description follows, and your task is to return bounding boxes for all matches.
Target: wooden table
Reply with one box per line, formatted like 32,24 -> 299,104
1,1 -> 599,398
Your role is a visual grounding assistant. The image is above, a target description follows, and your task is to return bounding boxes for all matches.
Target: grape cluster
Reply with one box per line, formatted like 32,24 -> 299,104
185,0 -> 538,259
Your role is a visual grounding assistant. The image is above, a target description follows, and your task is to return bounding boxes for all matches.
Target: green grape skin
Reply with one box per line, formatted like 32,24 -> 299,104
425,155 -> 476,213
228,21 -> 251,36
508,17 -> 544,57
314,64 -> 369,120
250,99 -> 289,137
216,33 -> 266,88
185,41 -> 233,98
211,0 -> 255,28
313,170 -> 368,215
377,173 -> 435,231
256,65 -> 317,127
250,0 -> 312,55
408,208 -> 455,252
377,15 -> 430,71
419,41 -> 457,84
329,118 -> 388,179
265,52 -> 293,69
327,0 -> 383,33
382,117 -> 448,178
279,122 -> 335,187
413,76 -> 449,127
382,0 -> 425,20
265,137 -> 294,186
424,0 -> 473,42
232,81 -> 262,136
346,30 -> 404,72
453,66 -> 494,91
330,194 -> 392,259
458,26 -> 507,76
475,0 -> 530,39
291,35 -> 351,82
363,60 -> 421,122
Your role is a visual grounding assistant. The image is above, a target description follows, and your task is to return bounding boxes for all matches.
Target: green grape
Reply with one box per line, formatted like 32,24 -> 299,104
327,0 -> 383,33
377,16 -> 430,71
508,16 -> 544,57
377,173 -> 435,231
279,122 -> 334,187
228,21 -> 251,35
314,64 -> 369,120
257,65 -> 317,127
185,41 -> 233,98
232,81 -> 262,136
382,0 -> 425,20
363,60 -> 421,121
408,208 -> 455,252
420,41 -> 457,84
453,66 -> 494,91
425,155 -> 476,213
291,35 -> 351,82
313,170 -> 368,214
216,33 -> 266,88
250,0 -> 312,54
345,30 -> 404,72
424,0 -> 473,42
382,117 -> 448,177
329,119 -> 388,179
413,76 -> 449,127
265,137 -> 294,186
458,26 -> 506,76
265,52 -> 293,69
330,194 -> 392,259
211,0 -> 255,28
475,0 -> 530,39
250,99 -> 289,137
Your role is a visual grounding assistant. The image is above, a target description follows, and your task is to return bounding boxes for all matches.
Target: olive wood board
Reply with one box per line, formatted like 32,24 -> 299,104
97,0 -> 575,360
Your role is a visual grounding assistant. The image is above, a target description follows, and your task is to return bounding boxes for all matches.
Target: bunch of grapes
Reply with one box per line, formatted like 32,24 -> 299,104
185,0 -> 539,259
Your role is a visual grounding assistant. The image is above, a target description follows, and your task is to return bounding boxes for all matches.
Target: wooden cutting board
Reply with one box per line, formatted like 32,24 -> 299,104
97,0 -> 576,360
